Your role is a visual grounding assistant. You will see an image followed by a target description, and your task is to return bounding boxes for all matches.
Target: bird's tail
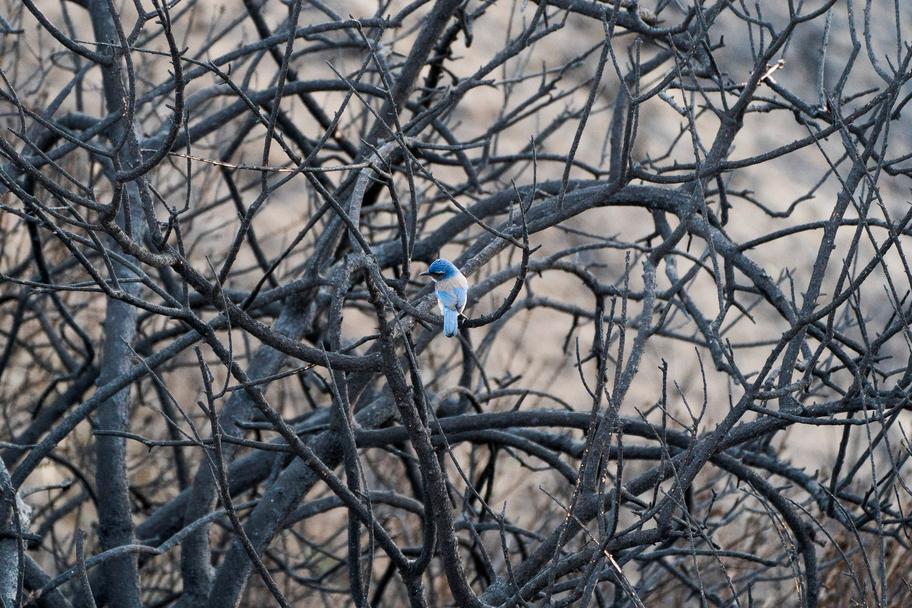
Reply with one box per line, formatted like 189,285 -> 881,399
443,309 -> 459,337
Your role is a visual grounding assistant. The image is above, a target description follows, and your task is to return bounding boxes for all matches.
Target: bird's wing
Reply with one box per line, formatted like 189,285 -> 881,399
455,285 -> 467,313
436,286 -> 465,312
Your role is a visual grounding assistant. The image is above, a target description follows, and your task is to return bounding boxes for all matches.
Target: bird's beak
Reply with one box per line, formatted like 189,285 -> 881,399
419,270 -> 430,277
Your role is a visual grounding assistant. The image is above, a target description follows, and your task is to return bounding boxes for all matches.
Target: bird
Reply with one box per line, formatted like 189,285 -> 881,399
420,258 -> 468,338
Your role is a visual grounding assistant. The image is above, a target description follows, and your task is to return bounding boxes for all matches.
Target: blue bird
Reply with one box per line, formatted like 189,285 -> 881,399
420,259 -> 468,337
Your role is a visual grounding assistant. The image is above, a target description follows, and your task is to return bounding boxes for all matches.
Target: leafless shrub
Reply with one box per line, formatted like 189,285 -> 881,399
1,0 -> 911,606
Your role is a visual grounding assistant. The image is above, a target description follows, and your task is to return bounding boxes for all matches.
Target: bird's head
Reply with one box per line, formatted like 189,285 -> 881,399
420,258 -> 458,282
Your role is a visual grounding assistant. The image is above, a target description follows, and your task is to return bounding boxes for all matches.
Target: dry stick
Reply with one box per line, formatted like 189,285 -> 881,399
556,2 -> 614,210
324,259 -> 373,607
196,348 -> 291,608
74,531 -> 97,608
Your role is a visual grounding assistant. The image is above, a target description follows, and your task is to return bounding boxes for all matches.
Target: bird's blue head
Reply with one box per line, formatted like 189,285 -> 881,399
421,258 -> 458,282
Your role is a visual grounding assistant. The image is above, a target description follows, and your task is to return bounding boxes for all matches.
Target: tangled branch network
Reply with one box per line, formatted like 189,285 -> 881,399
1,0 -> 911,606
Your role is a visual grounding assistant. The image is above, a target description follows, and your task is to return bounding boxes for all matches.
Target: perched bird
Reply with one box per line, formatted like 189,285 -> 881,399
420,258 -> 468,337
